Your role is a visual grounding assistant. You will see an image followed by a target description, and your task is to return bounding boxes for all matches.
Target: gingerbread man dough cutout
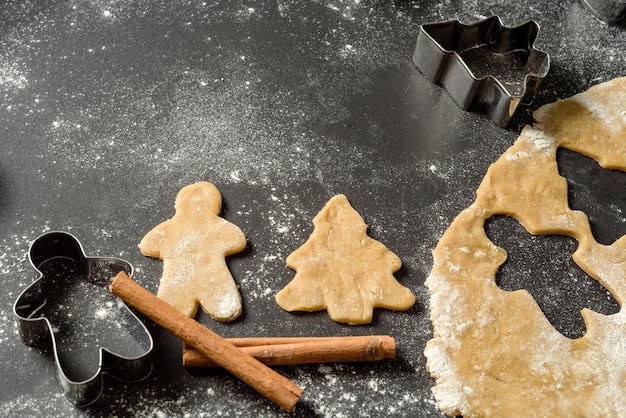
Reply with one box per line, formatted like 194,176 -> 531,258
140,182 -> 246,321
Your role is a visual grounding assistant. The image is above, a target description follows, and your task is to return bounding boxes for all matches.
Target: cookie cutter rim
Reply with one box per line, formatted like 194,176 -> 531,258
412,16 -> 551,127
580,0 -> 626,23
13,231 -> 154,407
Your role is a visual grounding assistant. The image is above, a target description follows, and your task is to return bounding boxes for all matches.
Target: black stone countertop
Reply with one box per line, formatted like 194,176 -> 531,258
1,1 -> 624,417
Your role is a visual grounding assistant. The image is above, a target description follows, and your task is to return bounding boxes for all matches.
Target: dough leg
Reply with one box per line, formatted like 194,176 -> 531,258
196,272 -> 242,322
156,278 -> 200,318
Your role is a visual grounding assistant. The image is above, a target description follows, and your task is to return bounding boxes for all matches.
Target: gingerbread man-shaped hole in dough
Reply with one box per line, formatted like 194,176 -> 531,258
140,182 -> 247,321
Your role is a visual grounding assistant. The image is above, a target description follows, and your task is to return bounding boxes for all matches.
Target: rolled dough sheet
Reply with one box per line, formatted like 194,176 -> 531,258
425,77 -> 626,416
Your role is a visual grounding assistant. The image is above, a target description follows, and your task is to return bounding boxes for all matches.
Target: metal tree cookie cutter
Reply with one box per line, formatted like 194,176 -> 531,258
13,231 -> 154,407
412,16 -> 550,127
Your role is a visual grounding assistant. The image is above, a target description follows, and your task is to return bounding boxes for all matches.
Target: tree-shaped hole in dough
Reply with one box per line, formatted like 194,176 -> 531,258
557,147 -> 626,246
485,214 -> 620,339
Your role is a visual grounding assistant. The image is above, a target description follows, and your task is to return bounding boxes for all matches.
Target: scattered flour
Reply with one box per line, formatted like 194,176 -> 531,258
524,127 -> 555,152
1,0 -> 624,417
573,90 -> 626,133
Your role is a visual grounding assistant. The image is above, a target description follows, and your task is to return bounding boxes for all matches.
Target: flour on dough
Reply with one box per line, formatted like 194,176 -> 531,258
276,194 -> 415,324
139,182 -> 246,321
425,77 -> 626,417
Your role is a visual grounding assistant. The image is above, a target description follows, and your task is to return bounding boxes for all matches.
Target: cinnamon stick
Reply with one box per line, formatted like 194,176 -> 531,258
110,272 -> 303,412
182,336 -> 396,367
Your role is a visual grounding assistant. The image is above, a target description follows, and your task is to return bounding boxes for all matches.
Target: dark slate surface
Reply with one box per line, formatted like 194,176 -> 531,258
1,1 -> 624,416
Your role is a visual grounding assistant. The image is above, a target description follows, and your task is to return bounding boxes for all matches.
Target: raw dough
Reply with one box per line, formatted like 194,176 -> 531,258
139,182 -> 246,321
275,194 -> 415,324
425,77 -> 626,416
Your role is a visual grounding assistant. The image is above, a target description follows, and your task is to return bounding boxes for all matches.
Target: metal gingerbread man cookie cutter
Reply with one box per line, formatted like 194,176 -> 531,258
412,16 -> 550,127
13,231 -> 154,407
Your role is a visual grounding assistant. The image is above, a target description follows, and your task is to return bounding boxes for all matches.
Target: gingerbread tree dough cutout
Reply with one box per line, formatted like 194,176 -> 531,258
275,194 -> 415,324
425,77 -> 626,417
140,182 -> 246,321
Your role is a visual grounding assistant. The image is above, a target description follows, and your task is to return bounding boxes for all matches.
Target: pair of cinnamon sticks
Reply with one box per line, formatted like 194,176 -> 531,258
110,272 -> 395,412
183,334 -> 396,367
